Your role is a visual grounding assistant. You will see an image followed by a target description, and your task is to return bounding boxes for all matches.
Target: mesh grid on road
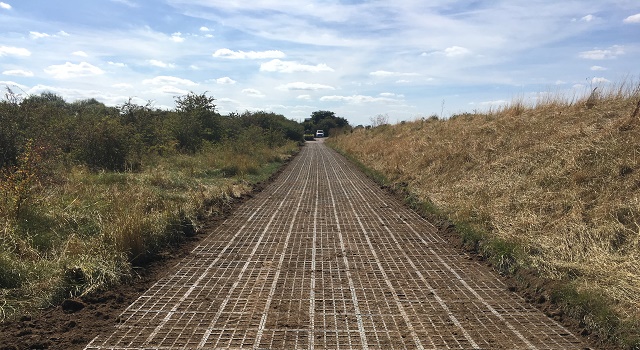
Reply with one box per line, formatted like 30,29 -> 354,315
86,141 -> 586,349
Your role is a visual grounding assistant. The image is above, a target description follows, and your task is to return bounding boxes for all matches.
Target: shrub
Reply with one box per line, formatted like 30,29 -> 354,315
0,139 -> 47,219
75,117 -> 140,171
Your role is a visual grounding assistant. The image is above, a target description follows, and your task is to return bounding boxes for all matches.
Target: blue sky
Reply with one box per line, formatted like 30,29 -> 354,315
1,1 -> 639,126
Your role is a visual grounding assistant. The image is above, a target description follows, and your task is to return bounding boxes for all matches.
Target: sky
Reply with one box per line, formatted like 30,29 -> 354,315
0,1 -> 639,126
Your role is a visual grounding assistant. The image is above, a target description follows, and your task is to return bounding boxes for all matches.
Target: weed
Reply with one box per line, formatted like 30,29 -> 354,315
0,253 -> 23,289
0,140 -> 47,220
0,139 -> 299,319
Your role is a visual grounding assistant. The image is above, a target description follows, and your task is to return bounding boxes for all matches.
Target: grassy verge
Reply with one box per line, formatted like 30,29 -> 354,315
332,146 -> 523,275
328,81 -> 640,349
0,141 -> 299,319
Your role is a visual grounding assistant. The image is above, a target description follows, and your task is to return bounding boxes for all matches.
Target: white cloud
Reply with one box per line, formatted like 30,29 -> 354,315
422,46 -> 471,58
579,45 -> 625,59
2,69 -> 34,77
212,48 -> 285,59
216,77 -> 236,85
72,51 -> 88,57
148,59 -> 176,68
44,62 -> 104,79
0,80 -> 28,91
3,1 -> 636,127
0,2 -> 11,9
444,46 -> 471,57
112,83 -> 133,89
142,75 -> 198,86
370,70 -> 420,77
555,80 -> 566,85
380,92 -> 404,98
623,13 -> 640,24
149,85 -> 189,95
111,0 -> 138,7
267,104 -> 288,110
242,88 -> 265,97
277,82 -> 335,91
170,32 -> 185,43
320,94 -> 398,104
581,15 -> 596,22
19,84 -> 141,106
108,61 -> 127,67
30,30 -> 70,39
590,65 -> 607,71
29,31 -> 50,39
370,70 -> 397,77
592,77 -> 610,84
217,97 -> 240,105
0,45 -> 31,57
260,59 -> 334,73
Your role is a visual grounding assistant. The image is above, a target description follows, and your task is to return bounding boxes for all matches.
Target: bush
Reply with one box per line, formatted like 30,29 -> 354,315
0,101 -> 21,169
0,139 -> 48,219
75,117 -> 141,171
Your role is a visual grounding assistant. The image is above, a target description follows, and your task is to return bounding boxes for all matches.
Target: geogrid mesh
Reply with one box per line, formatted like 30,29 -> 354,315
86,142 -> 585,350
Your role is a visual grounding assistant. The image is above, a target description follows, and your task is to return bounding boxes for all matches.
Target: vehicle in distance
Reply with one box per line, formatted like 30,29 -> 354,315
315,130 -> 325,138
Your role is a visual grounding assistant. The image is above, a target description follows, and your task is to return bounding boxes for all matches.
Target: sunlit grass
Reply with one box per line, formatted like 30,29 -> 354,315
329,80 -> 640,347
0,140 -> 298,317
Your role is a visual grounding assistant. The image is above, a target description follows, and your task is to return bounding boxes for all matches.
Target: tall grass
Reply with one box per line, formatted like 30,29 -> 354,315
0,140 -> 298,317
329,80 -> 640,348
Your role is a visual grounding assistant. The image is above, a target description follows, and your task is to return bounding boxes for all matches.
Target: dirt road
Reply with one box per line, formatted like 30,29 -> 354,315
86,141 -> 586,349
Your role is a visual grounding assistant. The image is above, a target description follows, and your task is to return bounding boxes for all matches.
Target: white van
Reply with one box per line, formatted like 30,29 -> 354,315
315,130 -> 324,138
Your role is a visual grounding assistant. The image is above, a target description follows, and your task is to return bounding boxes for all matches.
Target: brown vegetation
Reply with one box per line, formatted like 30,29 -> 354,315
0,91 -> 302,320
329,81 -> 640,348
0,144 -> 298,319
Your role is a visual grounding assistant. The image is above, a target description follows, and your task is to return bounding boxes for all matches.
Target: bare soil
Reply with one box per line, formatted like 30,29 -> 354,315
0,217 -> 235,350
0,175 -> 276,350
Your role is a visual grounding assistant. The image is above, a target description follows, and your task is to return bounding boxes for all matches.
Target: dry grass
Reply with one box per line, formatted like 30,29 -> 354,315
0,141 -> 298,317
329,81 -> 640,346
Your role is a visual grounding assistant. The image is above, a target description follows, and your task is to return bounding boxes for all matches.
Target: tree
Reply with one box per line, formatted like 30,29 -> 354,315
76,117 -> 138,171
311,110 -> 335,123
117,99 -> 171,151
20,92 -> 70,143
172,92 -> 220,152
0,100 -> 20,169
21,92 -> 67,110
175,92 -> 216,115
305,110 -> 351,137
237,110 -> 304,144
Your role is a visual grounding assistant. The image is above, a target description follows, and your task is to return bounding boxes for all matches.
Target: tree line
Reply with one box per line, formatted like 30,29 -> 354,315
0,90 -> 305,172
302,110 -> 350,137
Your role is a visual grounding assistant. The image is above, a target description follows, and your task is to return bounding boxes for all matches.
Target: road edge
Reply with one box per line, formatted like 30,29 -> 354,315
325,142 -> 617,350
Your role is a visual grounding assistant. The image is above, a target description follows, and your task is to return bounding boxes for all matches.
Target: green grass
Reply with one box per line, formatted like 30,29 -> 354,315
0,140 -> 299,319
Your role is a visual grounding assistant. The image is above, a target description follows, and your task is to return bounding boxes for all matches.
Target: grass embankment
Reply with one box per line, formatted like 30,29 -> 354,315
0,141 -> 298,319
328,82 -> 640,348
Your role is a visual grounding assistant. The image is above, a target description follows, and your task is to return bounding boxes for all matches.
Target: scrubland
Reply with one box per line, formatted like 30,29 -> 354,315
329,82 -> 640,347
0,91 -> 300,319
